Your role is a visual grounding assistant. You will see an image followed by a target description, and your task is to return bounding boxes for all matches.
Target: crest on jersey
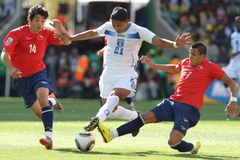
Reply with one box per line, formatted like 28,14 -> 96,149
38,35 -> 44,40
116,39 -> 124,47
197,65 -> 203,70
4,37 -> 13,46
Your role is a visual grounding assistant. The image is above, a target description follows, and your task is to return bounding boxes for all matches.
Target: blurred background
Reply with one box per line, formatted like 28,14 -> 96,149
0,0 -> 238,103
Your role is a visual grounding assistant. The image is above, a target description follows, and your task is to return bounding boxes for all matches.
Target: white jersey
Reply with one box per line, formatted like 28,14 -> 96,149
225,30 -> 240,81
96,22 -> 156,69
230,31 -> 240,53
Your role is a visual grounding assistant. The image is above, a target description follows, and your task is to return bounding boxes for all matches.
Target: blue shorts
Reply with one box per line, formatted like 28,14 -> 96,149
150,99 -> 200,135
13,69 -> 54,108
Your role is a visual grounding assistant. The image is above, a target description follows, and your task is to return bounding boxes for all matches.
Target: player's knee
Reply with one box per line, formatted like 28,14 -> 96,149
141,112 -> 156,123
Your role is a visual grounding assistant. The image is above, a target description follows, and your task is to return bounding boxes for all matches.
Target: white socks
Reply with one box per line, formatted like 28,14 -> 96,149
48,98 -> 56,106
110,130 -> 118,139
109,106 -> 138,121
96,95 -> 119,122
45,131 -> 52,140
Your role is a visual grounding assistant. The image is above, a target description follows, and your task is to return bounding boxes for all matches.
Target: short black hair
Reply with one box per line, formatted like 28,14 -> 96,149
191,42 -> 207,56
28,5 -> 49,20
110,7 -> 128,21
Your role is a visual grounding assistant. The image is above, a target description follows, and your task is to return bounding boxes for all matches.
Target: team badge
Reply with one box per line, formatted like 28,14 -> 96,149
197,65 -> 203,70
38,35 -> 44,40
4,37 -> 13,46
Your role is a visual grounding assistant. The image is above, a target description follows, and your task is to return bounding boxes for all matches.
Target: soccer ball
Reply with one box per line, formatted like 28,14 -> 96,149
75,131 -> 95,151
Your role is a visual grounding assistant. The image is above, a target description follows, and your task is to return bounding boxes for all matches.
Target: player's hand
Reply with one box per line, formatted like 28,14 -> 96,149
97,46 -> 106,57
10,67 -> 22,79
50,19 -> 63,32
140,56 -> 154,68
175,32 -> 192,47
225,102 -> 239,118
54,33 -> 72,45
55,33 -> 71,42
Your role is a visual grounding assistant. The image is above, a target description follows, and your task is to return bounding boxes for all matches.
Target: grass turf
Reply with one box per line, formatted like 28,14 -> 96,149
0,97 -> 239,160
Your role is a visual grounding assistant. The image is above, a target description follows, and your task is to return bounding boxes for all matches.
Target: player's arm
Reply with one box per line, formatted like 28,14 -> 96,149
140,55 -> 180,74
50,19 -> 71,45
221,73 -> 239,118
58,30 -> 99,43
70,30 -> 99,41
1,48 -> 22,78
152,33 -> 192,48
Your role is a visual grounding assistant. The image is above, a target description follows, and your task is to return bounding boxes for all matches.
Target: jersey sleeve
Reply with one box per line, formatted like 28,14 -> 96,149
96,22 -> 108,36
209,62 -> 225,80
138,26 -> 156,44
3,29 -> 20,54
46,29 -> 61,46
176,58 -> 187,71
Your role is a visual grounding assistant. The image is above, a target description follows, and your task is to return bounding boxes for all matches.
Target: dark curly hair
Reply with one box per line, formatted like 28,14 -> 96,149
28,5 -> 48,20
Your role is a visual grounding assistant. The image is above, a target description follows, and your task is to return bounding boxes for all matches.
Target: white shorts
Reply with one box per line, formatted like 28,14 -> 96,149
99,67 -> 138,99
225,54 -> 240,82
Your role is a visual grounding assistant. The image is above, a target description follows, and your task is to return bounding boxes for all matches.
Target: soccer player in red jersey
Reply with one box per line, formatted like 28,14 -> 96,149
97,42 -> 239,154
1,5 -> 70,150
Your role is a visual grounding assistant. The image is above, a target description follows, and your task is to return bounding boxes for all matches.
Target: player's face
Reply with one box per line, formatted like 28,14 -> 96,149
28,15 -> 46,33
188,48 -> 205,66
235,19 -> 240,32
111,19 -> 129,33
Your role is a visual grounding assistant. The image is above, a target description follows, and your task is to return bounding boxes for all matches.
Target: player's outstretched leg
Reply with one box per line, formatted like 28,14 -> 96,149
191,141 -> 201,154
131,112 -> 140,137
84,117 -> 99,131
97,122 -> 112,143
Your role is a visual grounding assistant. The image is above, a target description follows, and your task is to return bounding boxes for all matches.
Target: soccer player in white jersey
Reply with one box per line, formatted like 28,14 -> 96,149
62,7 -> 191,133
225,16 -> 240,86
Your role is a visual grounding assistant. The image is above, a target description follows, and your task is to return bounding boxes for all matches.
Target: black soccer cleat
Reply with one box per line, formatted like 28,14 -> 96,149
84,117 -> 99,131
131,128 -> 140,137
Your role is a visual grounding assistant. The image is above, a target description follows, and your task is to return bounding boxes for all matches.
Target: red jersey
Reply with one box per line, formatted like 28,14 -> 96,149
170,58 -> 225,110
3,25 -> 61,77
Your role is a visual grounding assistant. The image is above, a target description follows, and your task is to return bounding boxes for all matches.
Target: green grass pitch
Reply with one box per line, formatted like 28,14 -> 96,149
0,97 -> 239,160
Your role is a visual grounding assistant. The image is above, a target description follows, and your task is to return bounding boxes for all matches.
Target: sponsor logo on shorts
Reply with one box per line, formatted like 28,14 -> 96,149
41,81 -> 48,84
180,125 -> 186,130
183,117 -> 189,122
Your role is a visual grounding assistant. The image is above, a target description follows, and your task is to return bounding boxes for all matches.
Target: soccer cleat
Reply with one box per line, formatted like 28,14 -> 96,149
39,138 -> 53,150
191,141 -> 201,154
97,122 -> 112,143
127,102 -> 136,111
84,117 -> 99,131
131,128 -> 140,137
48,93 -> 64,112
131,111 -> 140,137
52,98 -> 64,112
